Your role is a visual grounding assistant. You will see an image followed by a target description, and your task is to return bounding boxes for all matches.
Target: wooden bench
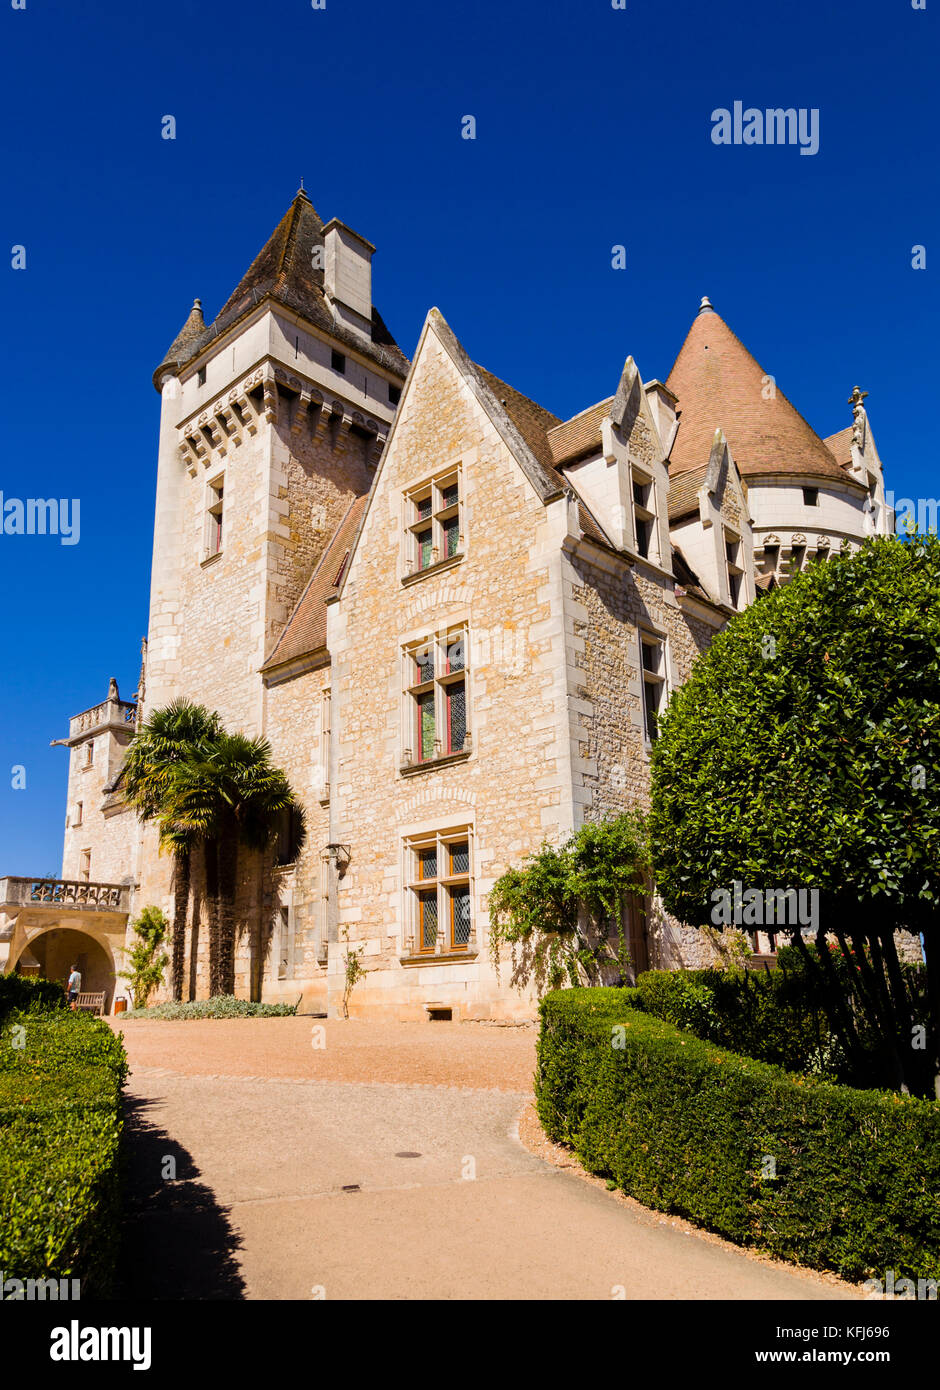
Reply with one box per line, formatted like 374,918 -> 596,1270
75,991 -> 106,1015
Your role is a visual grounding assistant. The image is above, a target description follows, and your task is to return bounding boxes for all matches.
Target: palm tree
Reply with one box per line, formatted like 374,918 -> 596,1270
122,700 -> 223,999
161,731 -> 304,997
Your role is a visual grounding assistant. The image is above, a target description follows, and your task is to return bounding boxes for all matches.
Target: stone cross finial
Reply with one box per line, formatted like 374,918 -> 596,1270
848,385 -> 868,409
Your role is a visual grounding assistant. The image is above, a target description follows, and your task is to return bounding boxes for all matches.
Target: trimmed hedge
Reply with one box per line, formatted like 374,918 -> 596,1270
0,1005 -> 126,1293
124,994 -> 297,1020
0,972 -> 66,1018
633,963 -> 836,1077
536,988 -> 940,1283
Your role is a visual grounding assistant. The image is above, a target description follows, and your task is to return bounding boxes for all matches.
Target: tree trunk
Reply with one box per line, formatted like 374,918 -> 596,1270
217,820 -> 239,997
204,836 -> 222,997
171,849 -> 190,1002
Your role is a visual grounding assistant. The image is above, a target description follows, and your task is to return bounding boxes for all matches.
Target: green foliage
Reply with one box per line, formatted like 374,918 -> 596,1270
536,988 -> 940,1283
119,905 -> 170,1010
124,701 -> 306,998
0,973 -> 66,1019
0,1006 -> 126,1292
122,995 -> 297,1020
633,962 -> 841,1078
341,927 -> 367,1019
488,813 -> 648,994
647,534 -> 940,1096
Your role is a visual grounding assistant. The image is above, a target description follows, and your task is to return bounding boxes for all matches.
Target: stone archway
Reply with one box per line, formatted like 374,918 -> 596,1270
12,926 -> 117,1011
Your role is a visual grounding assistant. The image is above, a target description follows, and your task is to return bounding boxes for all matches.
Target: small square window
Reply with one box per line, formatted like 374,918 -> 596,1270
389,384 -> 401,406
331,350 -> 346,374
197,366 -> 207,387
803,487 -> 819,507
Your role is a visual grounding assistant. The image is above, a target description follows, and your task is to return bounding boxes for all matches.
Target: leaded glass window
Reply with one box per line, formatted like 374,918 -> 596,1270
405,471 -> 463,576
405,830 -> 474,955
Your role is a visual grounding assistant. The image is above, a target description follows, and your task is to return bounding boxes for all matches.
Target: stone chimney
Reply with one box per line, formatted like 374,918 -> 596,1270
322,219 -> 374,342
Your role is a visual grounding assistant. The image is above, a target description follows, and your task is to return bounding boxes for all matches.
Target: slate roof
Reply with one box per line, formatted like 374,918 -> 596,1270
260,496 -> 369,674
153,190 -> 410,389
666,303 -> 859,486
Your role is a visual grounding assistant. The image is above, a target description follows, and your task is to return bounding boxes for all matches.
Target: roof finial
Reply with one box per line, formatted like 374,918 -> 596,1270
698,295 -> 714,315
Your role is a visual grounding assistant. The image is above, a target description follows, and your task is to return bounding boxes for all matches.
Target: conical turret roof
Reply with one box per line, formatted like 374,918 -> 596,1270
666,299 -> 852,484
153,298 -> 206,386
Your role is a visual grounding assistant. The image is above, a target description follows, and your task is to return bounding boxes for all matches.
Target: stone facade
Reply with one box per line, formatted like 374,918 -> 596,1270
27,197 -> 908,1016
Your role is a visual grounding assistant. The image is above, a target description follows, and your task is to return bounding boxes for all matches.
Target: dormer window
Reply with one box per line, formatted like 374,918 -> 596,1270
632,472 -> 656,560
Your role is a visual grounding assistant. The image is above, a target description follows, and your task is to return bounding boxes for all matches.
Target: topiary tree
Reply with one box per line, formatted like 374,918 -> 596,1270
647,534 -> 940,1098
488,813 -> 648,994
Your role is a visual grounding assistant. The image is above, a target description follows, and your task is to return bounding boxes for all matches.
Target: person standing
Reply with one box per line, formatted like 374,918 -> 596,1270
66,963 -> 82,1010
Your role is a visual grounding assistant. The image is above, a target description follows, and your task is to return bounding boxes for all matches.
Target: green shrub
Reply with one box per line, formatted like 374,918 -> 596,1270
123,994 -> 297,1020
634,963 -> 836,1077
536,988 -> 940,1283
0,1009 -> 126,1292
0,973 -> 66,1020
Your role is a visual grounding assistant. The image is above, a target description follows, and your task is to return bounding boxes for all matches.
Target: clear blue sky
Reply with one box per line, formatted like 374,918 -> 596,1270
1,0 -> 937,874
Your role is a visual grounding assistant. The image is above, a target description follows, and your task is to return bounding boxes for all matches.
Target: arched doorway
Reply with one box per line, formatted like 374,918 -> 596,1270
13,927 -> 116,1011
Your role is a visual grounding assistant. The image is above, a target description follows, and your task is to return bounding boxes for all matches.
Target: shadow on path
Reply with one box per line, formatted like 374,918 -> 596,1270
115,1094 -> 246,1300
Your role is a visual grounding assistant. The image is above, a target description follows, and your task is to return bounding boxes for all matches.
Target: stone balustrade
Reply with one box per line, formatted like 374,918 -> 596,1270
0,877 -> 132,913
67,700 -> 137,740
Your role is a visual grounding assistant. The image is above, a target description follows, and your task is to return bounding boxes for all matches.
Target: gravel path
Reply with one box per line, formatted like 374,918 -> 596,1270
113,1016 -> 861,1301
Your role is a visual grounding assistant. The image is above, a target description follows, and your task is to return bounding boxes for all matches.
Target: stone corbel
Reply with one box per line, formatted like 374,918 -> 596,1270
291,389 -> 313,438
367,428 -> 387,470
261,368 -> 278,425
234,392 -> 258,437
220,405 -> 242,448
179,439 -> 199,476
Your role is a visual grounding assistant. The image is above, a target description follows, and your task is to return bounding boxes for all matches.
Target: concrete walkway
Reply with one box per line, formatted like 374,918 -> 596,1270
114,1018 -> 860,1301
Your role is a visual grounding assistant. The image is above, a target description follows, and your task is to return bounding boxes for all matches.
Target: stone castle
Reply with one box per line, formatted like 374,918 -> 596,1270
0,190 -> 892,1018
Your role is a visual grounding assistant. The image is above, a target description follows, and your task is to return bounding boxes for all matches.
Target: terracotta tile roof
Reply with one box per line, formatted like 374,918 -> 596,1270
547,398 -> 613,466
473,362 -> 613,546
824,425 -> 855,469
666,304 -> 856,485
667,463 -> 708,522
154,191 -> 409,389
475,366 -> 562,475
261,496 -> 369,673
